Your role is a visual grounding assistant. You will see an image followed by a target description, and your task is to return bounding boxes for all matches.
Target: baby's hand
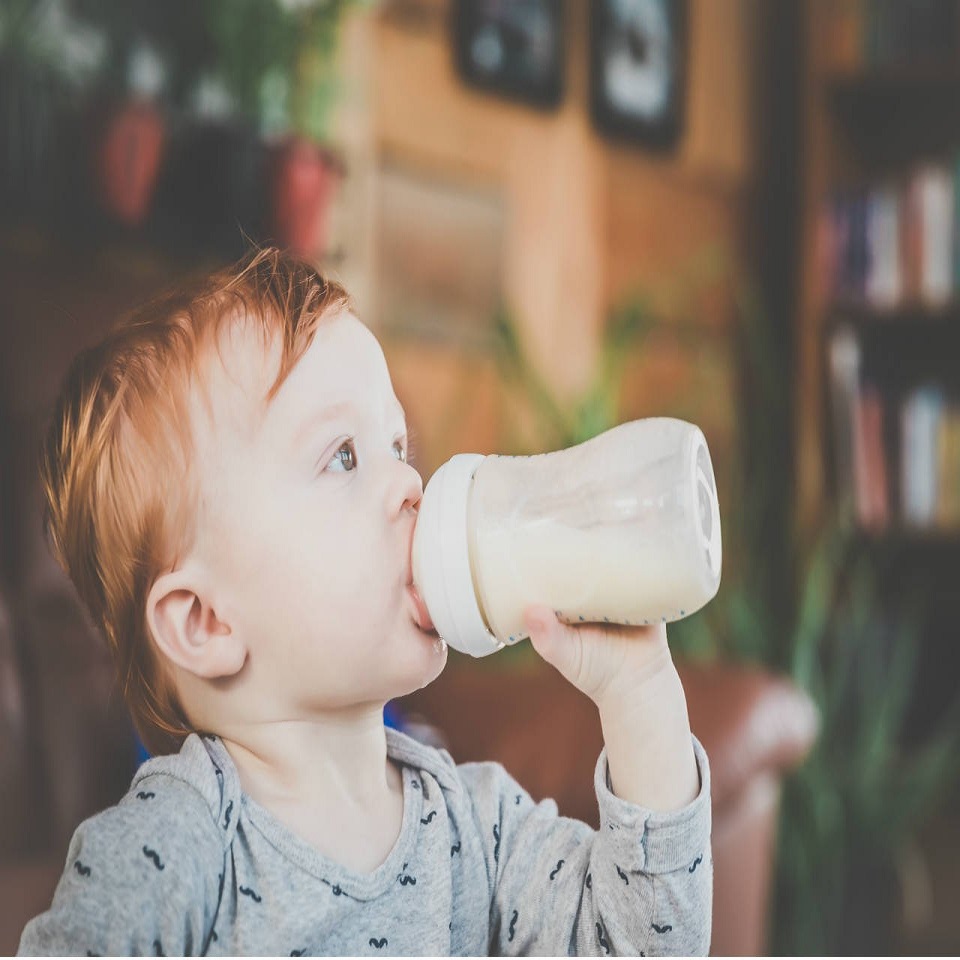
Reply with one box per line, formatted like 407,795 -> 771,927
522,605 -> 672,709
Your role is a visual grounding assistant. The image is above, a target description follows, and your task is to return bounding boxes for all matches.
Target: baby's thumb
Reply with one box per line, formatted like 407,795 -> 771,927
523,605 -> 581,679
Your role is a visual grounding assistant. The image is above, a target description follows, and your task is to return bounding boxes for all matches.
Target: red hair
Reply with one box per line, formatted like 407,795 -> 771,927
39,247 -> 353,754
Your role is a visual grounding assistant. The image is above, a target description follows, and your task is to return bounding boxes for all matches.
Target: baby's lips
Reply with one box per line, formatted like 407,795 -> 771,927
409,583 -> 435,632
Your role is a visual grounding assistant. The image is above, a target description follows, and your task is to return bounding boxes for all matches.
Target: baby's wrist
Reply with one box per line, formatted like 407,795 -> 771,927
592,643 -> 679,716
597,662 -> 699,810
595,657 -> 695,764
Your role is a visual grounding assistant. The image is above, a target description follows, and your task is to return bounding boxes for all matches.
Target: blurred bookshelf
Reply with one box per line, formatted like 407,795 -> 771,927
800,2 -> 960,950
809,0 -> 960,545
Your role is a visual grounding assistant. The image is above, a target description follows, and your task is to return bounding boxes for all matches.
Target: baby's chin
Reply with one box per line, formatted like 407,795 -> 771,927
423,635 -> 448,683
394,627 -> 448,695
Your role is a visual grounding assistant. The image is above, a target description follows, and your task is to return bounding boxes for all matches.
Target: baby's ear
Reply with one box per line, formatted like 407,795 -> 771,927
146,569 -> 246,679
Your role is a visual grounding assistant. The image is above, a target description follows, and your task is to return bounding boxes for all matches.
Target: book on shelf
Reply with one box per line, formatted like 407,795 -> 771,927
917,165 -> 954,307
865,185 -> 901,308
828,325 -> 862,507
829,336 -> 960,533
825,0 -> 867,71
824,0 -> 960,72
901,384 -> 944,525
953,149 -> 960,290
821,161 -> 958,311
822,187 -> 867,303
937,405 -> 960,527
853,383 -> 890,530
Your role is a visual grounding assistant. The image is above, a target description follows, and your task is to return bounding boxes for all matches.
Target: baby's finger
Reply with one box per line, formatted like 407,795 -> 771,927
523,605 -> 583,679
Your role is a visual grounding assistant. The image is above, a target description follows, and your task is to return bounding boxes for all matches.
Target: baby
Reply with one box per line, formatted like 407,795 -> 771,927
18,247 -> 712,956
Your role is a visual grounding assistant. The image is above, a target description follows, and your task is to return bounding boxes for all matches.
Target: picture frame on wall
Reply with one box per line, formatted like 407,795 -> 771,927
589,0 -> 686,149
452,0 -> 565,110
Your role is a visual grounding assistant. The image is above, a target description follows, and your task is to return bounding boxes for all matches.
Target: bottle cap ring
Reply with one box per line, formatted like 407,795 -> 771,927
414,453 -> 503,657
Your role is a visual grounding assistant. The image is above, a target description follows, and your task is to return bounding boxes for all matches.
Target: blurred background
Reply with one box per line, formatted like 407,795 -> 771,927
1,0 -> 959,955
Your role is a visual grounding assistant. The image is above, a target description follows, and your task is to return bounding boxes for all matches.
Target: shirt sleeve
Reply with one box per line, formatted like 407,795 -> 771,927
17,774 -> 226,957
457,735 -> 712,956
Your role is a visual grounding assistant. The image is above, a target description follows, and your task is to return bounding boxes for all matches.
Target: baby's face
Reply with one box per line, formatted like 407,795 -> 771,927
189,309 -> 447,716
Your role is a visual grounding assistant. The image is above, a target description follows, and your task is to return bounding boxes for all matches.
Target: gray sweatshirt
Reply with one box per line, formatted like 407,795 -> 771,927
18,726 -> 712,956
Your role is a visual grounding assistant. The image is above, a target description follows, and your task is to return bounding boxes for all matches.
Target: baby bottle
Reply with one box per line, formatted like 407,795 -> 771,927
411,417 -> 722,657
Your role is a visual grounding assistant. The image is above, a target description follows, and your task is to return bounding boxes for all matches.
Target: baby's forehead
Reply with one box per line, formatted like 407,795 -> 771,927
191,318 -> 282,440
189,308 -> 392,446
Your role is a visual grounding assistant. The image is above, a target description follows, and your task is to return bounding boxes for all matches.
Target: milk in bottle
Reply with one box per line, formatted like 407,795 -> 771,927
411,418 -> 722,657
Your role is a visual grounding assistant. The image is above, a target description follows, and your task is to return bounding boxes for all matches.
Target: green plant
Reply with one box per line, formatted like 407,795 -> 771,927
1,1 -> 72,73
492,247 -> 729,453
70,0 -> 149,96
491,297 -> 653,452
0,0 -> 107,97
0,0 -> 90,217
63,0 -> 362,137
203,0 -> 363,141
772,525 -> 960,955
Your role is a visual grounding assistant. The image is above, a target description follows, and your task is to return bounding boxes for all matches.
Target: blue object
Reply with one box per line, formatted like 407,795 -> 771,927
134,732 -> 151,766
383,701 -> 405,731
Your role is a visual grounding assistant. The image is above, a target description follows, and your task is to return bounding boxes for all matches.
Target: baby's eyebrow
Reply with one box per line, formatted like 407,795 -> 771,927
291,398 -> 406,449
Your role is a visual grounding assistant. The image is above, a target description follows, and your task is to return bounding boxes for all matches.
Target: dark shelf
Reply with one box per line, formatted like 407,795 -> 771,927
855,524 -> 960,549
823,302 -> 960,391
827,66 -> 960,99
825,300 -> 960,331
824,68 -> 960,167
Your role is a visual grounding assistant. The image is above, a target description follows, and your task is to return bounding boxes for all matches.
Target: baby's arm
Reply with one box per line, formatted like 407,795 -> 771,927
18,777 -> 225,957
464,608 -> 712,954
524,606 -> 700,813
460,735 -> 711,956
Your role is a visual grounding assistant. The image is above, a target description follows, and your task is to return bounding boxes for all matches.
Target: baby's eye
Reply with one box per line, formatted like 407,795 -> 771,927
326,437 -> 407,473
328,439 -> 357,473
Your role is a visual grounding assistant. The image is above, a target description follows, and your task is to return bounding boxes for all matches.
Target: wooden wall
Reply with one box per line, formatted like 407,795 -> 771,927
328,0 -> 765,479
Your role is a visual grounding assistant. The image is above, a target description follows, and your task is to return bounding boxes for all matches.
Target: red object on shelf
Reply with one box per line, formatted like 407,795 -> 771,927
853,384 -> 890,531
270,136 -> 343,258
93,99 -> 166,226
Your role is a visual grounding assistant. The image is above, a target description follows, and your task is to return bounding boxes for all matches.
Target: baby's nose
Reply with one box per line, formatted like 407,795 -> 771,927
401,469 -> 424,513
